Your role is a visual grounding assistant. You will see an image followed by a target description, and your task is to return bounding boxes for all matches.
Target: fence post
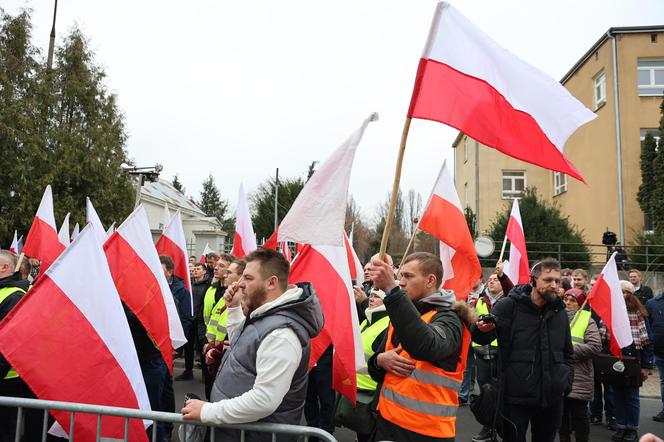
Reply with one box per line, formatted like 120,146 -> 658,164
558,243 -> 562,263
646,244 -> 650,270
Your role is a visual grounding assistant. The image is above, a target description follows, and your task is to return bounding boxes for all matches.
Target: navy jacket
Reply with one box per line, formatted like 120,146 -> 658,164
646,294 -> 664,356
170,275 -> 193,336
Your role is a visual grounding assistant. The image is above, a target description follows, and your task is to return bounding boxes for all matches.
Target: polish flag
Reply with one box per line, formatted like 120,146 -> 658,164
264,229 -> 279,250
200,243 -> 214,264
586,252 -> 633,357
282,113 -> 377,403
106,222 -> 116,237
418,161 -> 481,300
104,205 -> 187,374
16,236 -> 23,255
23,185 -> 65,274
71,223 -> 80,242
280,242 -> 292,263
156,210 -> 192,295
504,199 -> 530,284
231,183 -> 257,258
343,231 -> 363,283
86,197 -> 108,245
0,225 -> 151,441
58,213 -> 71,247
9,231 -> 19,254
408,2 -> 596,182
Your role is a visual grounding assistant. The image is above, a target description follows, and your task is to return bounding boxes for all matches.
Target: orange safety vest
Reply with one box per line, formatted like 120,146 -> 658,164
377,309 -> 471,438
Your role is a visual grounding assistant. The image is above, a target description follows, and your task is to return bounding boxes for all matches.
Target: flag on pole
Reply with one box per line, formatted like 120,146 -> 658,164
0,225 -> 151,441
284,114 -> 377,403
17,236 -> 23,255
58,213 -> 71,247
343,232 -> 363,283
280,242 -> 292,263
86,197 -> 108,245
9,231 -> 19,254
407,2 -> 596,182
231,183 -> 257,258
156,210 -> 193,296
504,198 -> 530,284
264,229 -> 279,250
104,205 -> 187,374
586,252 -> 633,357
23,185 -> 65,274
418,160 -> 481,299
200,243 -> 214,264
71,223 -> 80,242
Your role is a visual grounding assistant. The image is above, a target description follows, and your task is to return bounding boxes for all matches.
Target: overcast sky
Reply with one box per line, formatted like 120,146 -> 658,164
5,0 -> 664,223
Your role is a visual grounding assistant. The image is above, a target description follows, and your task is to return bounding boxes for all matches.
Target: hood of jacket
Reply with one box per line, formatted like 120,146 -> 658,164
251,281 -> 324,341
509,284 -> 566,313
416,289 -> 476,329
0,272 -> 29,292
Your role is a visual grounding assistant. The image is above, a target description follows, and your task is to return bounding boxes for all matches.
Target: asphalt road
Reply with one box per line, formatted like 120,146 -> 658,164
172,362 -> 664,441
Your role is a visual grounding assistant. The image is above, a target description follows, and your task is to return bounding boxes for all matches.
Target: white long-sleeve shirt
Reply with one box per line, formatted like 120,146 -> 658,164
200,287 -> 304,424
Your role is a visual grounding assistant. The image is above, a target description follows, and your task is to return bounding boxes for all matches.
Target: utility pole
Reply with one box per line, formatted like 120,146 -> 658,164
274,168 -> 279,231
47,0 -> 58,70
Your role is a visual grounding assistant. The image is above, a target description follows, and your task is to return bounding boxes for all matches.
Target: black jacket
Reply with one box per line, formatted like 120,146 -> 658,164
471,284 -> 574,408
169,275 -> 192,336
191,274 -> 211,320
635,285 -> 654,307
122,303 -> 161,365
647,294 -> 664,355
0,273 -> 30,378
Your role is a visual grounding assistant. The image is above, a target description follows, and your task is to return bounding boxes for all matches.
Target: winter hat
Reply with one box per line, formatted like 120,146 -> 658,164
564,288 -> 586,306
370,289 -> 386,299
619,280 -> 635,294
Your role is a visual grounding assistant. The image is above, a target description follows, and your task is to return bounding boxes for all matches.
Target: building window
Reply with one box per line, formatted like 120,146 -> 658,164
594,71 -> 606,109
638,60 -> 664,96
463,137 -> 469,163
502,170 -> 526,199
553,172 -> 567,196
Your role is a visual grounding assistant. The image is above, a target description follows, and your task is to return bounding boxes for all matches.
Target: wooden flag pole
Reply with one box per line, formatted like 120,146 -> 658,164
379,117 -> 412,260
14,252 -> 24,273
399,220 -> 422,270
498,234 -> 508,263
569,299 -> 589,330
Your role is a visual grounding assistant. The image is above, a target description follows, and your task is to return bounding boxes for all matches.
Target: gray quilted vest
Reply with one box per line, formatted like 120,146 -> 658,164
210,283 -> 324,442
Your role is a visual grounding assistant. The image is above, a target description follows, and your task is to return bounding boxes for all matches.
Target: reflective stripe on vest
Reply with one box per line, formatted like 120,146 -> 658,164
357,315 -> 390,391
570,310 -> 591,346
471,298 -> 498,348
0,286 -> 26,380
378,309 -> 471,438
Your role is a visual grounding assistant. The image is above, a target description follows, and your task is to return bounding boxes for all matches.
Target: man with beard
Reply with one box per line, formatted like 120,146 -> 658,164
182,248 -> 324,442
472,257 -> 574,442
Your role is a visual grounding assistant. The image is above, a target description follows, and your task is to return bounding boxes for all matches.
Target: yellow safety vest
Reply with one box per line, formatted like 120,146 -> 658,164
356,315 -> 390,391
471,298 -> 498,348
570,310 -> 591,346
203,286 -> 228,342
0,286 -> 26,380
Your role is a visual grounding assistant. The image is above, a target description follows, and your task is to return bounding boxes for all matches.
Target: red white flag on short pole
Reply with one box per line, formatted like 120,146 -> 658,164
282,113 -> 377,403
418,161 -> 481,299
86,197 -> 108,245
586,252 -> 633,357
504,199 -> 530,284
407,2 -> 596,182
0,225 -> 151,441
23,185 -> 65,274
58,213 -> 71,247
9,231 -> 19,254
200,243 -> 214,264
104,205 -> 187,374
232,183 -> 258,258
156,210 -> 193,311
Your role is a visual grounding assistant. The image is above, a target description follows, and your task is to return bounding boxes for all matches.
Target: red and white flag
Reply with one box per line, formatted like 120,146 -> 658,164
200,243 -> 214,264
86,197 -> 108,245
418,161 -> 481,300
343,231 -> 363,282
504,199 -> 530,284
71,223 -> 80,242
156,210 -> 192,296
0,225 -> 151,441
9,231 -> 19,254
231,183 -> 257,258
264,229 -> 279,250
407,2 -> 596,182
104,205 -> 187,374
282,114 -> 377,403
586,252 -> 633,357
23,185 -> 65,274
58,213 -> 71,247
280,242 -> 292,263
106,222 -> 116,237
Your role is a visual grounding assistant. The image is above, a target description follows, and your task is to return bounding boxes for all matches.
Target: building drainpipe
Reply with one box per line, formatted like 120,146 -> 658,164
609,31 -> 625,244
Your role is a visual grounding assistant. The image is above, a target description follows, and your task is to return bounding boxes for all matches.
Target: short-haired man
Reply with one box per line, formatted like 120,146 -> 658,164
473,257 -> 574,442
629,269 -> 653,306
205,252 -> 221,280
182,249 -> 324,442
367,252 -> 473,441
572,269 -> 589,293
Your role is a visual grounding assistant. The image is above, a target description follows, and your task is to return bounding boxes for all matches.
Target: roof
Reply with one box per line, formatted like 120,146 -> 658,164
141,179 -> 207,216
561,25 -> 664,84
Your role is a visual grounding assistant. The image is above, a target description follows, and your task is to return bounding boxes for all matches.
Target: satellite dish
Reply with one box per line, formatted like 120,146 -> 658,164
474,235 -> 495,258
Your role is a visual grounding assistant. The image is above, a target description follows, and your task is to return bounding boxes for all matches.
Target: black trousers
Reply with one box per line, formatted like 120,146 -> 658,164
0,378 -> 52,442
304,347 -> 335,436
501,399 -> 564,442
559,398 -> 590,442
182,322 -> 196,372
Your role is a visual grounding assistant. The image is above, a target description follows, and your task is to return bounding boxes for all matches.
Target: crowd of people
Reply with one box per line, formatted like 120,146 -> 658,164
2,244 -> 664,442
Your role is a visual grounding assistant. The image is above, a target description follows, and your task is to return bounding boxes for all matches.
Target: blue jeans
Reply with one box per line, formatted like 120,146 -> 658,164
589,380 -> 614,419
612,385 -> 640,430
459,344 -> 475,402
142,356 -> 172,442
655,354 -> 664,410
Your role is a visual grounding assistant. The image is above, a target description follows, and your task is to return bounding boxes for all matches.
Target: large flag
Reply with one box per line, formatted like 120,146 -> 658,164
407,2 -> 596,182
9,231 -> 19,254
0,225 -> 151,441
504,199 -> 530,284
263,229 -> 279,250
586,253 -> 633,357
283,114 -> 376,403
231,183 -> 257,258
104,205 -> 187,374
58,213 -> 71,247
86,197 -> 108,245
23,185 -> 65,274
418,161 -> 481,299
156,210 -> 192,295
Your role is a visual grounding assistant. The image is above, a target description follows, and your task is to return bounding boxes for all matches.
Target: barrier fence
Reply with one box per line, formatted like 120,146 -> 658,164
0,396 -> 337,442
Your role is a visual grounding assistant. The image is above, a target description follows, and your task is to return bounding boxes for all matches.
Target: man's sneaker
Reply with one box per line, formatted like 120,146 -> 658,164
653,410 -> 664,422
622,429 -> 638,442
471,426 -> 494,442
607,416 -> 618,430
175,370 -> 193,381
610,429 -> 625,441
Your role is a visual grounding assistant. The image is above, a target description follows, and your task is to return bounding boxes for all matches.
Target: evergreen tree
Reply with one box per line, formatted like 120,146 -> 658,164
172,174 -> 185,193
198,174 -> 228,223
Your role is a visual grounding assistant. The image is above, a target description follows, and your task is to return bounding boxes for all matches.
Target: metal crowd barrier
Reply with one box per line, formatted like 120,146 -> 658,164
0,396 -> 337,442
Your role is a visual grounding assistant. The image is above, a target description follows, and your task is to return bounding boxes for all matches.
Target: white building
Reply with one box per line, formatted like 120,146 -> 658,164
138,179 -> 228,257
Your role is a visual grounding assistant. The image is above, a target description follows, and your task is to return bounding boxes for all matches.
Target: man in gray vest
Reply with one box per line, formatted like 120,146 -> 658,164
182,248 -> 324,441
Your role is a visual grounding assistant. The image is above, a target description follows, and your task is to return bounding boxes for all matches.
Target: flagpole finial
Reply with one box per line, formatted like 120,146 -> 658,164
369,112 -> 379,122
